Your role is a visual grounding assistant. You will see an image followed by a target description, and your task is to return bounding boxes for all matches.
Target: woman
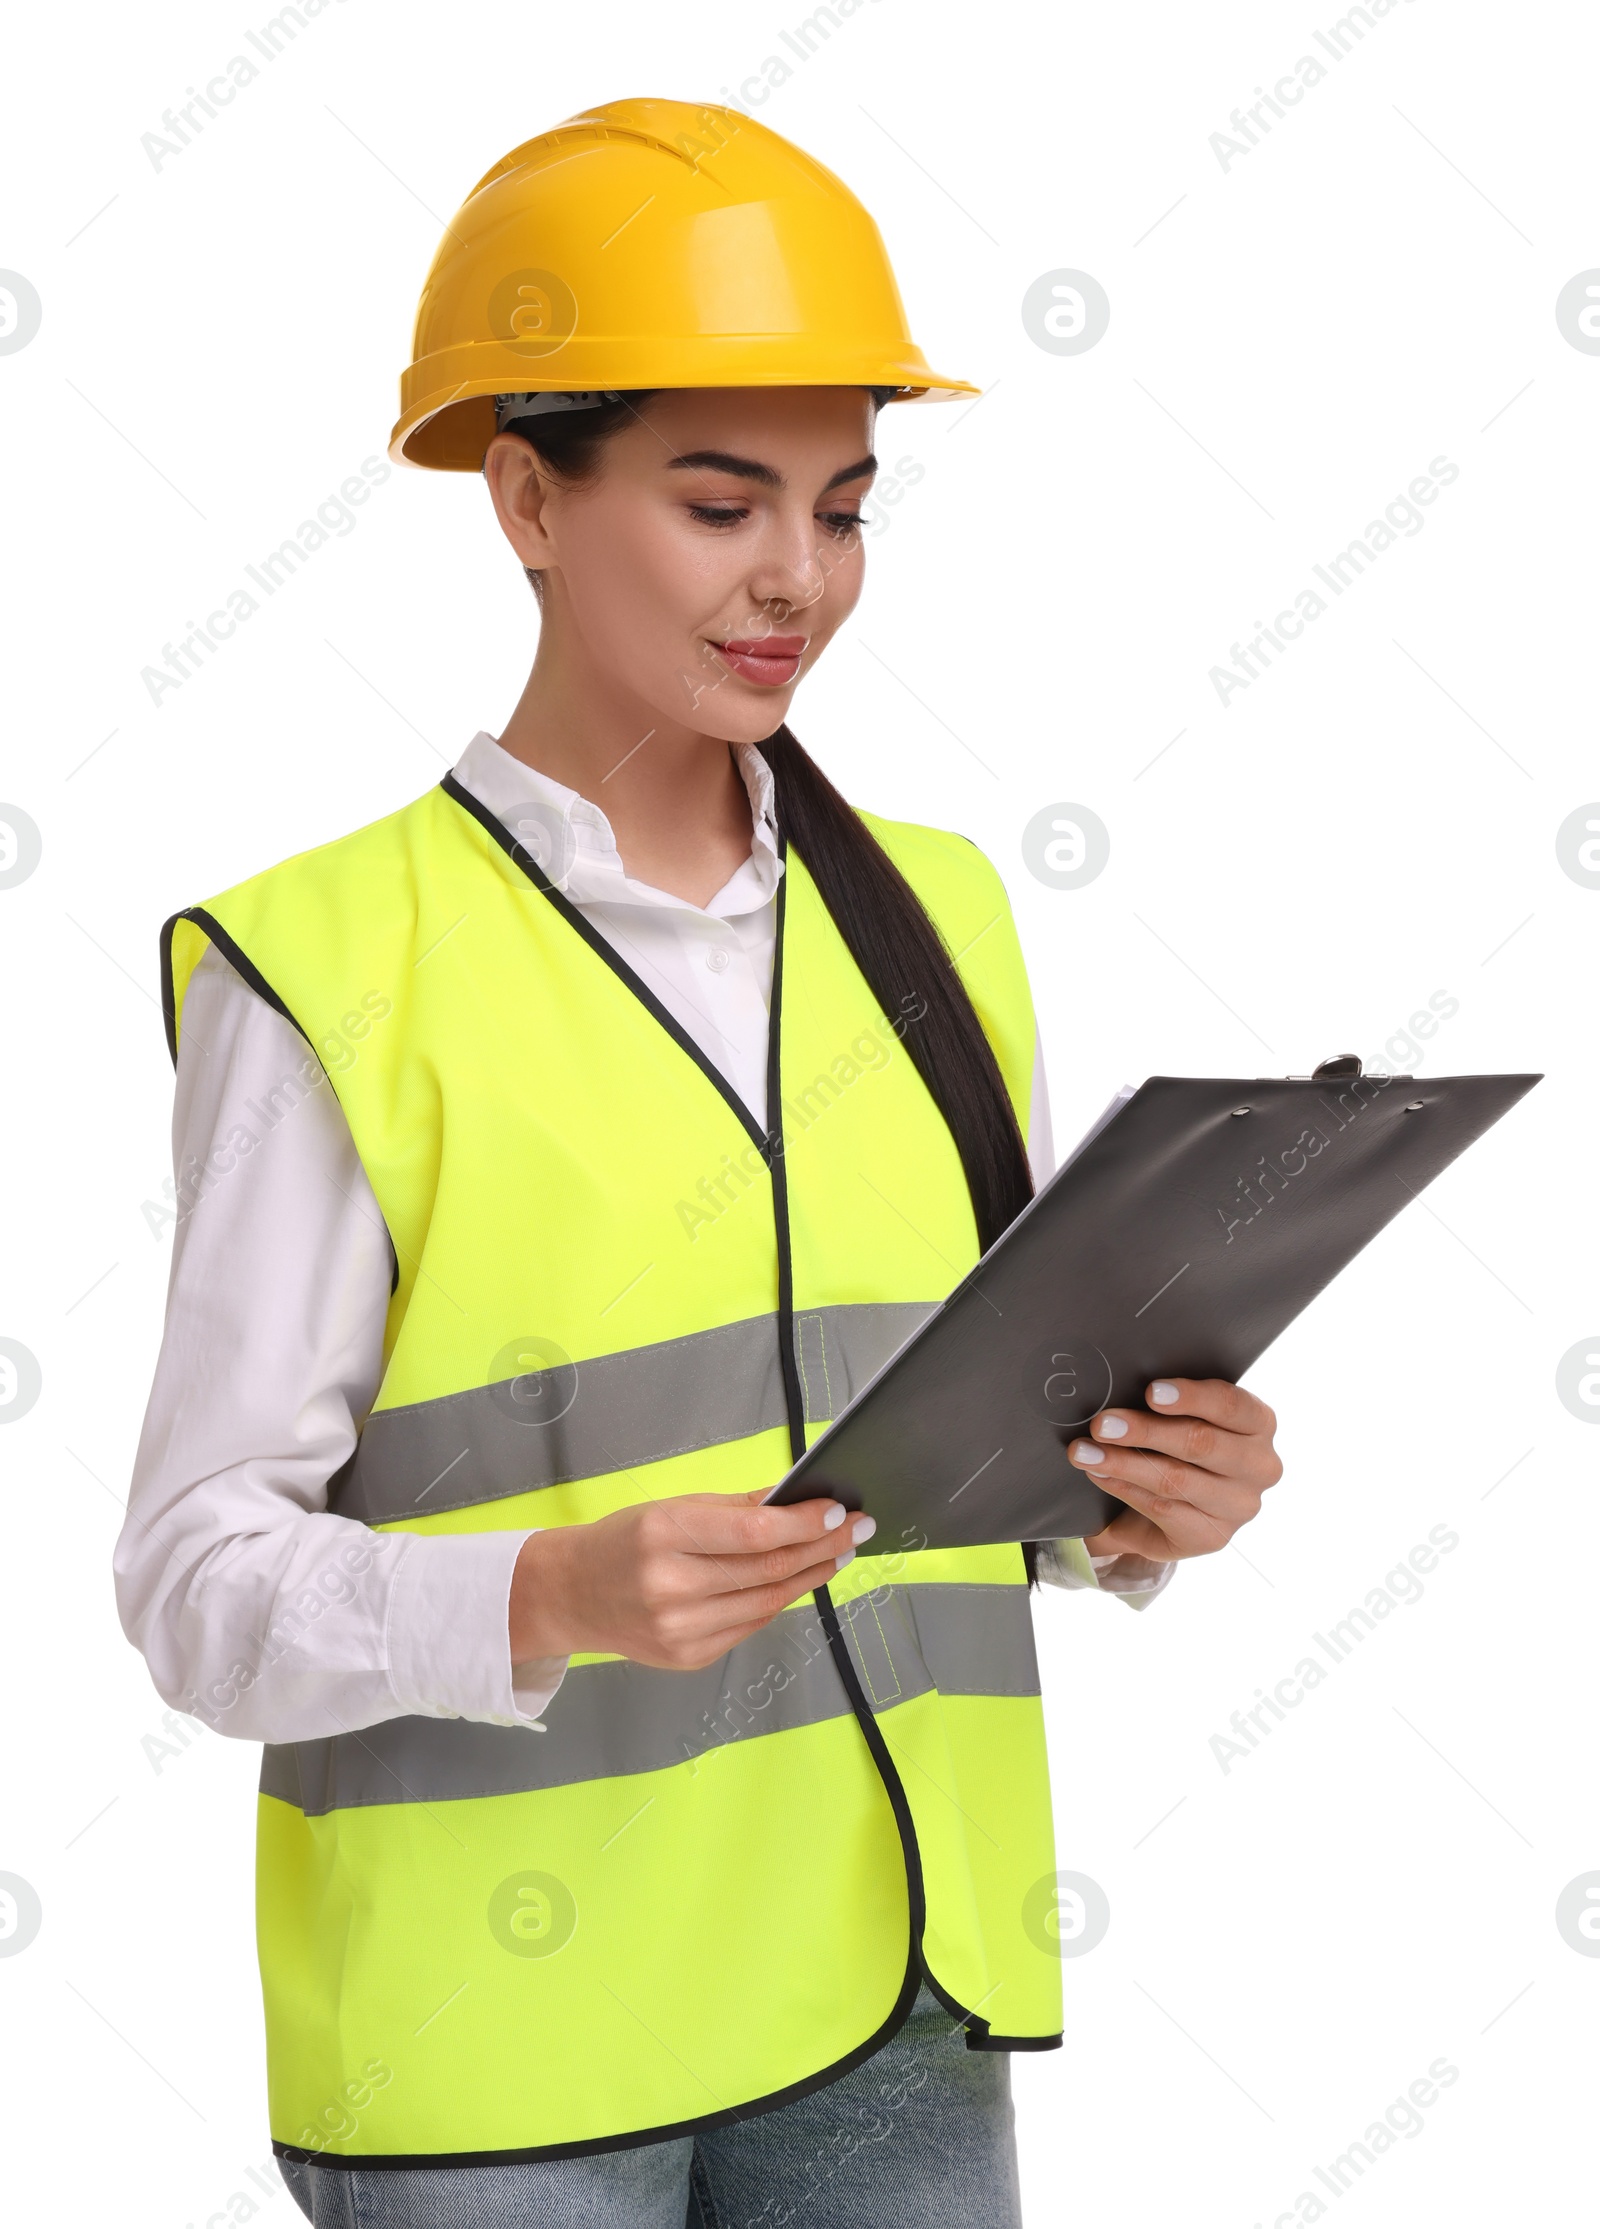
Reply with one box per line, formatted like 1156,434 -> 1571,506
118,99 -> 1282,2227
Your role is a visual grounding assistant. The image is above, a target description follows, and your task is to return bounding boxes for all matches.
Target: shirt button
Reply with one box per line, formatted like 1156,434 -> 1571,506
706,947 -> 730,973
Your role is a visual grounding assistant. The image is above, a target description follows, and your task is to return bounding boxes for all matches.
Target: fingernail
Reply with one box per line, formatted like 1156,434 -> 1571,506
834,1547 -> 856,1572
851,1515 -> 877,1546
1071,1442 -> 1104,1466
823,1503 -> 848,1531
1151,1382 -> 1179,1405
1097,1416 -> 1128,1439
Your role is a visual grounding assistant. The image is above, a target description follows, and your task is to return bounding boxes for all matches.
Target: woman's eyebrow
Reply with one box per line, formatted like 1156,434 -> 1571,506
823,454 -> 878,492
665,450 -> 878,492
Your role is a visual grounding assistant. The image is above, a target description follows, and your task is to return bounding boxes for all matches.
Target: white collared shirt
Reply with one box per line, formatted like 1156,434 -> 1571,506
114,734 -> 1168,1748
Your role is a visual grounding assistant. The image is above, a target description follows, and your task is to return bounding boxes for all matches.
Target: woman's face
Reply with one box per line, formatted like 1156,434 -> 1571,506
486,386 -> 879,744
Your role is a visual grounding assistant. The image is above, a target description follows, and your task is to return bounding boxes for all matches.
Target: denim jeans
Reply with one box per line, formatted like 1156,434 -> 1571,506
278,1982 -> 1023,2228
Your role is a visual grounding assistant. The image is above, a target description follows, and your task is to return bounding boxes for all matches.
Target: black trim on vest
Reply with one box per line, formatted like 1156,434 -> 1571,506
440,773 -> 772,1159
765,849 -> 809,1468
159,910 -> 182,1067
159,905 -> 402,1298
809,1582 -> 1056,2053
162,906 -> 303,1062
268,1943 -> 1050,2170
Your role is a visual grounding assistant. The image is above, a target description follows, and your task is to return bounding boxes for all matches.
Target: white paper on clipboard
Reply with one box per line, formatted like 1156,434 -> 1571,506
1049,1082 -> 1139,1184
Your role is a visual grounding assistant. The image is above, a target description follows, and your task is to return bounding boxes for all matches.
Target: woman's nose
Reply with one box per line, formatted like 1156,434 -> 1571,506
746,512 -> 831,615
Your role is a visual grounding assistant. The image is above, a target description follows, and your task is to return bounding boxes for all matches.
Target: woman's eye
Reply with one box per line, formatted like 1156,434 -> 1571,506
686,504 -> 749,527
820,511 -> 866,536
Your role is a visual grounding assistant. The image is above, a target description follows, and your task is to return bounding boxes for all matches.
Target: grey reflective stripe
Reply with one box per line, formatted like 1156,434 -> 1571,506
260,1581 -> 1036,1817
331,1302 -> 936,1525
792,1300 -> 933,1422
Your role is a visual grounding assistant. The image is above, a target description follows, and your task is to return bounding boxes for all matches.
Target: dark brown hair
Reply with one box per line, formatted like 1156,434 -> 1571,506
498,393 -> 1042,1577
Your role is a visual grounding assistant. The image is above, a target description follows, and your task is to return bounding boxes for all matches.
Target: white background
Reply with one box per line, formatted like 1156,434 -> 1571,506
1,2 -> 1595,2223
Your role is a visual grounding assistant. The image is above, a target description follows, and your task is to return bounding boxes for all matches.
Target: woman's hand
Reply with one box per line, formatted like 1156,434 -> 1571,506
1071,1378 -> 1282,1564
509,1490 -> 876,1670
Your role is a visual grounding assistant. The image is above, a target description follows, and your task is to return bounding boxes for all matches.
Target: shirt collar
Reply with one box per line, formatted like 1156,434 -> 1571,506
449,731 -> 783,919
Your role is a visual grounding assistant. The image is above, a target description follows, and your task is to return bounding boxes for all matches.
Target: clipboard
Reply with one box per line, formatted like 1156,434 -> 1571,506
764,1059 -> 1540,1550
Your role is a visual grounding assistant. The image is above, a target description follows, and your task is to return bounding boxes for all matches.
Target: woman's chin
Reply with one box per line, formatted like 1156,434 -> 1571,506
684,695 -> 800,747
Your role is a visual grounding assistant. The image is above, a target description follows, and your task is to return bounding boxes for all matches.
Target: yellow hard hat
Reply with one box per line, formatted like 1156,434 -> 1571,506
389,97 -> 979,470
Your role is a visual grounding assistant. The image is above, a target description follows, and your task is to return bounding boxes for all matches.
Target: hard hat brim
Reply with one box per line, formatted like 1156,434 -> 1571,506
390,362 -> 980,473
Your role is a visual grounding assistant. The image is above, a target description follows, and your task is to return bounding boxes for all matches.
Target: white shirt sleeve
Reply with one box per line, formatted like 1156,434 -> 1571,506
114,946 -> 568,1742
1027,1027 -> 1176,1610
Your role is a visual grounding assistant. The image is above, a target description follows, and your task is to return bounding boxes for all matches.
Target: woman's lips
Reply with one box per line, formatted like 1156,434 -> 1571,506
710,636 -> 806,687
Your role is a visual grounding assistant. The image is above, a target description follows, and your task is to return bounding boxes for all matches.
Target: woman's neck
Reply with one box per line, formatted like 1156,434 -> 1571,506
495,634 -> 758,908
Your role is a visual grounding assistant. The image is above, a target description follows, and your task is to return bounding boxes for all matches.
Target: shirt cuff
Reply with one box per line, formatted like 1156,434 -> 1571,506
1036,1538 -> 1177,1609
387,1529 -> 568,1727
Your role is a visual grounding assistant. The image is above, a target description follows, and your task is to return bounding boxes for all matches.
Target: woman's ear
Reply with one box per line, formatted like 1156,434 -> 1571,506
483,432 -> 559,579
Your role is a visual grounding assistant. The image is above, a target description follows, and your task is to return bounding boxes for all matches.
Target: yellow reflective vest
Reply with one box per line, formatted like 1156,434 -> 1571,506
161,772 -> 1063,2167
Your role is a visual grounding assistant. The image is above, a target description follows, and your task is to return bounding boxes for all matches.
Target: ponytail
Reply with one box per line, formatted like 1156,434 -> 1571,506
761,724 -> 1032,1251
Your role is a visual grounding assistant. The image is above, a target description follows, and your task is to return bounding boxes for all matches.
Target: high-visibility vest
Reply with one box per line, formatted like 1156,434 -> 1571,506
161,772 -> 1063,2167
